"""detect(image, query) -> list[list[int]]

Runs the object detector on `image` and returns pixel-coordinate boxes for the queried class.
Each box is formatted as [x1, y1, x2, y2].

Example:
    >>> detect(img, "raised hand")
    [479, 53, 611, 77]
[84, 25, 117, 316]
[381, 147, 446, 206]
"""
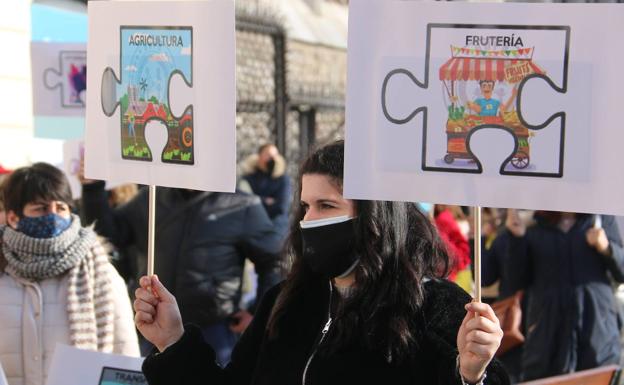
[586, 227, 611, 256]
[456, 302, 503, 383]
[134, 275, 185, 352]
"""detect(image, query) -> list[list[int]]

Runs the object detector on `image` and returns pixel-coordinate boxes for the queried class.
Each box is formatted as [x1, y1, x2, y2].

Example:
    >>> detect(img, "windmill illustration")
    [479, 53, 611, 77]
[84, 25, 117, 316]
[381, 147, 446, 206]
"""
[139, 78, 148, 100]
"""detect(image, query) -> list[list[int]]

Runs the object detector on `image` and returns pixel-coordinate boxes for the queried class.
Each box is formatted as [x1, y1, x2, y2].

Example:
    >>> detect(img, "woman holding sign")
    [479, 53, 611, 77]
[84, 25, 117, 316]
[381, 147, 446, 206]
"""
[0, 163, 139, 385]
[135, 141, 509, 385]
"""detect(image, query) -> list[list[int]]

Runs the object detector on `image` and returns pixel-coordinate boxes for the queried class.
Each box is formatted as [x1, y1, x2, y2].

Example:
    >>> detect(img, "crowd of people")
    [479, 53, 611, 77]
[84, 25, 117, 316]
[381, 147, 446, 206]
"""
[0, 141, 623, 385]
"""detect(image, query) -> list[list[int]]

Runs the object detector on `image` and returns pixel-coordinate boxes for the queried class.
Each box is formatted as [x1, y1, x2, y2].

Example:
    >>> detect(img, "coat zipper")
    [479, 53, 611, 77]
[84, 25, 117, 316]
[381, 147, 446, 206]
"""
[301, 282, 333, 385]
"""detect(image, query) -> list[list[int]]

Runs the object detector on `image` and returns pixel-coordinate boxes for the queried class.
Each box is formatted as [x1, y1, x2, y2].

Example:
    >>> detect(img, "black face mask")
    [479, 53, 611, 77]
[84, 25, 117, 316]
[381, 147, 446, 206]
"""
[300, 217, 359, 279]
[266, 158, 276, 174]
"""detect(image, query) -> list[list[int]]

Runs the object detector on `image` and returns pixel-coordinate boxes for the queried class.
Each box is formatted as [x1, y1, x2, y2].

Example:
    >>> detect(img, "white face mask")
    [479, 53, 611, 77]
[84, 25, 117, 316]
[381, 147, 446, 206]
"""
[300, 215, 352, 229]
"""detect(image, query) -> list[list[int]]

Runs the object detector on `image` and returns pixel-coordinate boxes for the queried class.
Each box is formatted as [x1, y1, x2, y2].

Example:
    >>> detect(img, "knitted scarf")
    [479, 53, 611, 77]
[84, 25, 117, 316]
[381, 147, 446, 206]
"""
[0, 214, 115, 352]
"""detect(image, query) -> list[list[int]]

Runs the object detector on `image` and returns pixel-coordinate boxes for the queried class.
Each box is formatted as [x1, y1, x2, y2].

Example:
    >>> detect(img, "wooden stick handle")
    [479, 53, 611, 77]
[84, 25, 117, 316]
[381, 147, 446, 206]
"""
[147, 185, 156, 277]
[474, 206, 482, 303]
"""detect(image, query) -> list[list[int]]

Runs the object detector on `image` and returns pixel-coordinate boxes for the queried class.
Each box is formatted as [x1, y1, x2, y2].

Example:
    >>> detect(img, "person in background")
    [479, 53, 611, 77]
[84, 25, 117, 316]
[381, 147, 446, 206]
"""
[241, 143, 291, 237]
[434, 205, 471, 287]
[80, 174, 283, 364]
[506, 210, 624, 381]
[0, 163, 139, 385]
[0, 180, 9, 227]
[0, 165, 11, 181]
[106, 184, 140, 288]
[0, 166, 11, 226]
[133, 141, 509, 385]
[482, 208, 532, 383]
[109, 184, 139, 208]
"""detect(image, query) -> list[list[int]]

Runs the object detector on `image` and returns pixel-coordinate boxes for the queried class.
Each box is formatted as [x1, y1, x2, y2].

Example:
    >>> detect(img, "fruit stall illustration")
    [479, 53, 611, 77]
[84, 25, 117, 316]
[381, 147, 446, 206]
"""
[439, 46, 544, 169]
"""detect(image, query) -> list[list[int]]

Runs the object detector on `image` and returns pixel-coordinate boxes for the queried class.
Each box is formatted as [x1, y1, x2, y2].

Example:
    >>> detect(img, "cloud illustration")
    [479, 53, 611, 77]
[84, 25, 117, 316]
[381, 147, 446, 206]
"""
[149, 53, 170, 62]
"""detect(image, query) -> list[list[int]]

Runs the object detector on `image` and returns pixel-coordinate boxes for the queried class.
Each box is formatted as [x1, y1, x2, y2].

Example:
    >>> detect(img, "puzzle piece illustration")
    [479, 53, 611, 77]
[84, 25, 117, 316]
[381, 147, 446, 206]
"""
[101, 26, 194, 165]
[381, 24, 570, 178]
[44, 50, 87, 108]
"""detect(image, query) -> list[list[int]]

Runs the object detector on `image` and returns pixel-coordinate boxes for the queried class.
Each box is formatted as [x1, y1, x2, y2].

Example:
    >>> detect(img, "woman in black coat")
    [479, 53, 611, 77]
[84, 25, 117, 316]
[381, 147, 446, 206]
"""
[506, 210, 624, 381]
[134, 141, 510, 385]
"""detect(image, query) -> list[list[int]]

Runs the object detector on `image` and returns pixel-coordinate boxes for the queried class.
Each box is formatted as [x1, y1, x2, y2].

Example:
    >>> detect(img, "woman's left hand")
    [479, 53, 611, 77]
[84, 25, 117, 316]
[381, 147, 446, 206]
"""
[456, 301, 503, 383]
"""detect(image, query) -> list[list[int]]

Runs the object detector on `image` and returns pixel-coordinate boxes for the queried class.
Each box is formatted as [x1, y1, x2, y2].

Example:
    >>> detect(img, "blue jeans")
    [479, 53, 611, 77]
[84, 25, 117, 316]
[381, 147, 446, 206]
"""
[201, 321, 238, 366]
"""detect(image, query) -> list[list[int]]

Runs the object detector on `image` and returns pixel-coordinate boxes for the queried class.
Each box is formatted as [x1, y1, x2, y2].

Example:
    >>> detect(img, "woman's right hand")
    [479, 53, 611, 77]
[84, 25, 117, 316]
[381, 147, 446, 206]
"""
[505, 209, 526, 237]
[134, 275, 184, 352]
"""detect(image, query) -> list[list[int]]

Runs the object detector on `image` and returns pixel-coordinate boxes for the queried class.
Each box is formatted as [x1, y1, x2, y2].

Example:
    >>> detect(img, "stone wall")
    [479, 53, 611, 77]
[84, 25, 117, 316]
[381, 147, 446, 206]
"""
[315, 109, 345, 145]
[234, 7, 348, 180]
[236, 30, 275, 105]
[286, 39, 347, 175]
[287, 39, 347, 108]
[235, 29, 277, 170]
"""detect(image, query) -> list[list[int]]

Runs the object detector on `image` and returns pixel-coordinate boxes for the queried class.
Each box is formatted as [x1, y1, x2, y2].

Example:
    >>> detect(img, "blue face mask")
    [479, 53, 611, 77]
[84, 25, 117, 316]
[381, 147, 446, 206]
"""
[17, 213, 72, 239]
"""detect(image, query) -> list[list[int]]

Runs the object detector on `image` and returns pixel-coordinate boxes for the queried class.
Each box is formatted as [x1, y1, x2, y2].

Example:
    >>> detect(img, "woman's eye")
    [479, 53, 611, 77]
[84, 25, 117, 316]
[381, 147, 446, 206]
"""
[321, 204, 334, 210]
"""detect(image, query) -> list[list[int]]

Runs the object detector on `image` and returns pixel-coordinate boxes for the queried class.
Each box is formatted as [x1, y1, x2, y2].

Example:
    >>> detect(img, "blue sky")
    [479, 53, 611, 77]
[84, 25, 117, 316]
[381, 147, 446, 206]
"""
[120, 28, 192, 103]
[31, 3, 87, 43]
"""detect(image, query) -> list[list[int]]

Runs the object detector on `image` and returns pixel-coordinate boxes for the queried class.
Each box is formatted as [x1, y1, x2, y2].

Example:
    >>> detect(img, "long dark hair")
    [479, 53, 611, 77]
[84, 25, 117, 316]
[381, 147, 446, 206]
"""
[267, 141, 450, 363]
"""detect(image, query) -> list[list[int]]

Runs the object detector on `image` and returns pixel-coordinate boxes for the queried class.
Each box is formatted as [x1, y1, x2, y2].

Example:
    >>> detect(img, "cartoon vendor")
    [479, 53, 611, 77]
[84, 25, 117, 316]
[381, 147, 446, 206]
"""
[467, 80, 517, 117]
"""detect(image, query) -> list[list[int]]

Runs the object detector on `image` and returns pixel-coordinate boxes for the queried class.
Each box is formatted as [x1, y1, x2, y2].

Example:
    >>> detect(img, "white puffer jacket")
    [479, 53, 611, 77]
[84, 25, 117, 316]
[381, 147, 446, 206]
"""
[0, 264, 140, 385]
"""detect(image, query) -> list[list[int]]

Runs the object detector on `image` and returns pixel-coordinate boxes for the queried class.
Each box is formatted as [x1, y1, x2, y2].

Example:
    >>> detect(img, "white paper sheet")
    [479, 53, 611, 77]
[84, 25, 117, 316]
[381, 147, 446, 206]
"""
[85, 1, 236, 192]
[345, 1, 624, 215]
[44, 345, 145, 385]
[31, 42, 87, 117]
[0, 362, 7, 385]
[63, 139, 124, 199]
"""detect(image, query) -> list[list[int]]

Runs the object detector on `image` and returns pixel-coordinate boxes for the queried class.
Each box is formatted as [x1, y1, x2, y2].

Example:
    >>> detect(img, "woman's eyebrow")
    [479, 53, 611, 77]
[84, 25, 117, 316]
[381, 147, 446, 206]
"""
[317, 199, 338, 204]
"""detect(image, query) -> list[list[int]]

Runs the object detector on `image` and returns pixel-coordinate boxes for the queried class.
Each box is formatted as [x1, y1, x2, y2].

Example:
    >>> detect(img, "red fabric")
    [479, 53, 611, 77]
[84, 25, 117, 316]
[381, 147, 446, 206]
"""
[435, 210, 471, 281]
[0, 164, 11, 175]
[438, 57, 544, 81]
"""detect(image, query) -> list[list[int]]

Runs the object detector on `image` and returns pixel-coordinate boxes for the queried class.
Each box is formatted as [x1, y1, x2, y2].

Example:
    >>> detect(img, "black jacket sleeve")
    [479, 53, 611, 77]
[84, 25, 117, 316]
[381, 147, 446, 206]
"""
[142, 283, 283, 385]
[81, 181, 141, 249]
[266, 175, 291, 219]
[505, 230, 532, 293]
[482, 235, 500, 287]
[422, 280, 510, 385]
[240, 202, 283, 306]
[599, 215, 624, 283]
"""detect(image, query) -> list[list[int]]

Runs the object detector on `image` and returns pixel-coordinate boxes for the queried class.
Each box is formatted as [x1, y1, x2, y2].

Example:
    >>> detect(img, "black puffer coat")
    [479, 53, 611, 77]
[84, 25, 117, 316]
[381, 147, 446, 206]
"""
[143, 279, 510, 385]
[506, 214, 624, 381]
[82, 183, 282, 327]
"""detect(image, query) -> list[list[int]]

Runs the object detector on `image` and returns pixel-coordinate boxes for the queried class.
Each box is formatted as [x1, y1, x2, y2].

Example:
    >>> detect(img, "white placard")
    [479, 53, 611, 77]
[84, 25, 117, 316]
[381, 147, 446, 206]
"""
[345, 1, 624, 215]
[45, 345, 145, 385]
[31, 42, 87, 117]
[63, 139, 125, 199]
[31, 138, 64, 167]
[0, 361, 7, 385]
[63, 139, 84, 199]
[85, 1, 236, 192]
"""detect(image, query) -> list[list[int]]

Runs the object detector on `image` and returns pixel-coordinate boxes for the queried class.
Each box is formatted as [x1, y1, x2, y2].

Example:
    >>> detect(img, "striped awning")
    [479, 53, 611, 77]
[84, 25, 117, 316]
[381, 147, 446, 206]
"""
[439, 58, 544, 82]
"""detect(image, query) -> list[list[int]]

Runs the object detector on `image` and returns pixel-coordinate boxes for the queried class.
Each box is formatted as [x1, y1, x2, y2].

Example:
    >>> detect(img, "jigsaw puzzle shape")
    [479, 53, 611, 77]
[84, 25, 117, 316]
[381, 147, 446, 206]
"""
[381, 24, 570, 178]
[101, 26, 194, 165]
[44, 50, 87, 108]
